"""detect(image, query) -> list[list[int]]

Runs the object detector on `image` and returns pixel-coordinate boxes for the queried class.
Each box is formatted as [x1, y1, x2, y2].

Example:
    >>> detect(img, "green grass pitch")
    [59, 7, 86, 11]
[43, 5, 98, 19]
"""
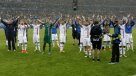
[0, 28, 136, 76]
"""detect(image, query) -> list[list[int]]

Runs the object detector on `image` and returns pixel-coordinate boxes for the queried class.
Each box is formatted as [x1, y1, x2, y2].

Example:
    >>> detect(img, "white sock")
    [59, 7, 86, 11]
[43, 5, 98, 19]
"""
[126, 44, 130, 51]
[120, 47, 123, 55]
[79, 44, 83, 52]
[131, 42, 134, 51]
[103, 42, 106, 49]
[83, 47, 85, 53]
[108, 42, 111, 48]
[17, 41, 19, 47]
[128, 44, 130, 48]
[123, 48, 126, 55]
[37, 42, 40, 51]
[21, 44, 24, 50]
[24, 44, 27, 50]
[89, 51, 92, 56]
[85, 51, 88, 56]
[60, 43, 63, 51]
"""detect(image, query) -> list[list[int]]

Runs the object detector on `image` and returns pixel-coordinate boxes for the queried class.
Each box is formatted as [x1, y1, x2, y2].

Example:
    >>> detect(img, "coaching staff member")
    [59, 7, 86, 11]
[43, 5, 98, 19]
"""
[109, 20, 121, 64]
[91, 21, 102, 62]
[0, 16, 19, 51]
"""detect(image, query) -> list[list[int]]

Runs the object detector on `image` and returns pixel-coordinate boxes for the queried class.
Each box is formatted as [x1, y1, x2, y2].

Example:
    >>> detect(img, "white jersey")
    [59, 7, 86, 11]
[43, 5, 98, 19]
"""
[59, 23, 67, 43]
[82, 25, 91, 46]
[18, 25, 27, 37]
[31, 24, 41, 43]
[103, 34, 111, 41]
[119, 24, 126, 46]
[59, 23, 66, 36]
[82, 25, 91, 38]
[18, 24, 27, 43]
[119, 24, 126, 39]
[32, 24, 40, 36]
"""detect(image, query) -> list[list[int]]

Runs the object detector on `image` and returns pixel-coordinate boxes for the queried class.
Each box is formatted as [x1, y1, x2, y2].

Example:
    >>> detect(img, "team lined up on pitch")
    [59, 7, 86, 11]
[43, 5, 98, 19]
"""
[0, 14, 135, 64]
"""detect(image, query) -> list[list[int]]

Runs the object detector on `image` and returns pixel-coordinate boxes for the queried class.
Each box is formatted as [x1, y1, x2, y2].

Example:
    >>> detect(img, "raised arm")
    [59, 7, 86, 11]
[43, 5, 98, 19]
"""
[1, 18, 8, 26]
[130, 20, 135, 27]
[0, 23, 6, 29]
[52, 17, 61, 26]
[37, 19, 45, 24]
[13, 16, 20, 26]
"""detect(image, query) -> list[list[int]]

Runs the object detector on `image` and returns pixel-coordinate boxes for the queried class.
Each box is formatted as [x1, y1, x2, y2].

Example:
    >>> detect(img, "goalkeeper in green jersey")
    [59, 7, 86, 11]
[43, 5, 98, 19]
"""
[38, 17, 60, 54]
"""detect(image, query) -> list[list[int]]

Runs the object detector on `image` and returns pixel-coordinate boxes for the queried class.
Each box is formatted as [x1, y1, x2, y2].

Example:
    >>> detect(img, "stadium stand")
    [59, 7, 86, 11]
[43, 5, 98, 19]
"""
[0, 0, 136, 17]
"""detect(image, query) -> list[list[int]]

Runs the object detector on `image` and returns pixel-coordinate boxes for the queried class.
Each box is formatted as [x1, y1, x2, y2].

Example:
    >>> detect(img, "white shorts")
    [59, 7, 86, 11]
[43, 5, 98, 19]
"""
[52, 34, 58, 41]
[80, 36, 84, 43]
[125, 33, 133, 44]
[103, 34, 111, 41]
[83, 38, 91, 46]
[33, 35, 40, 43]
[18, 34, 21, 41]
[119, 38, 126, 46]
[19, 35, 27, 44]
[60, 35, 66, 43]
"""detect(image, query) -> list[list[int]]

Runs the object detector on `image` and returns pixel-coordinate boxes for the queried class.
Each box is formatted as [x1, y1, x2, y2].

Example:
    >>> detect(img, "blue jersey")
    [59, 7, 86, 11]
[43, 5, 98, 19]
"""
[112, 25, 121, 44]
[51, 24, 58, 34]
[125, 20, 135, 33]
[75, 21, 81, 33]
[113, 25, 120, 36]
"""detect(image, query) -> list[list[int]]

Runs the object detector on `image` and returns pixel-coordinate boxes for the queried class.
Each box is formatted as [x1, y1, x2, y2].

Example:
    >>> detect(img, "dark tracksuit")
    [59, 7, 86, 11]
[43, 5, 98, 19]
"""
[90, 24, 102, 50]
[71, 24, 77, 39]
[1, 20, 18, 50]
[75, 21, 81, 45]
[111, 24, 121, 62]
[14, 23, 18, 43]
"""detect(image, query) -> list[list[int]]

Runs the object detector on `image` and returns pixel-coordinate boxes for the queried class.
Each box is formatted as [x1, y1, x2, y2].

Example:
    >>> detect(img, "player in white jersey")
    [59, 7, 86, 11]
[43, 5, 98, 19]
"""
[102, 20, 111, 50]
[18, 20, 28, 53]
[80, 17, 92, 58]
[82, 24, 92, 57]
[119, 19, 127, 57]
[31, 20, 41, 52]
[17, 26, 21, 47]
[59, 20, 67, 53]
